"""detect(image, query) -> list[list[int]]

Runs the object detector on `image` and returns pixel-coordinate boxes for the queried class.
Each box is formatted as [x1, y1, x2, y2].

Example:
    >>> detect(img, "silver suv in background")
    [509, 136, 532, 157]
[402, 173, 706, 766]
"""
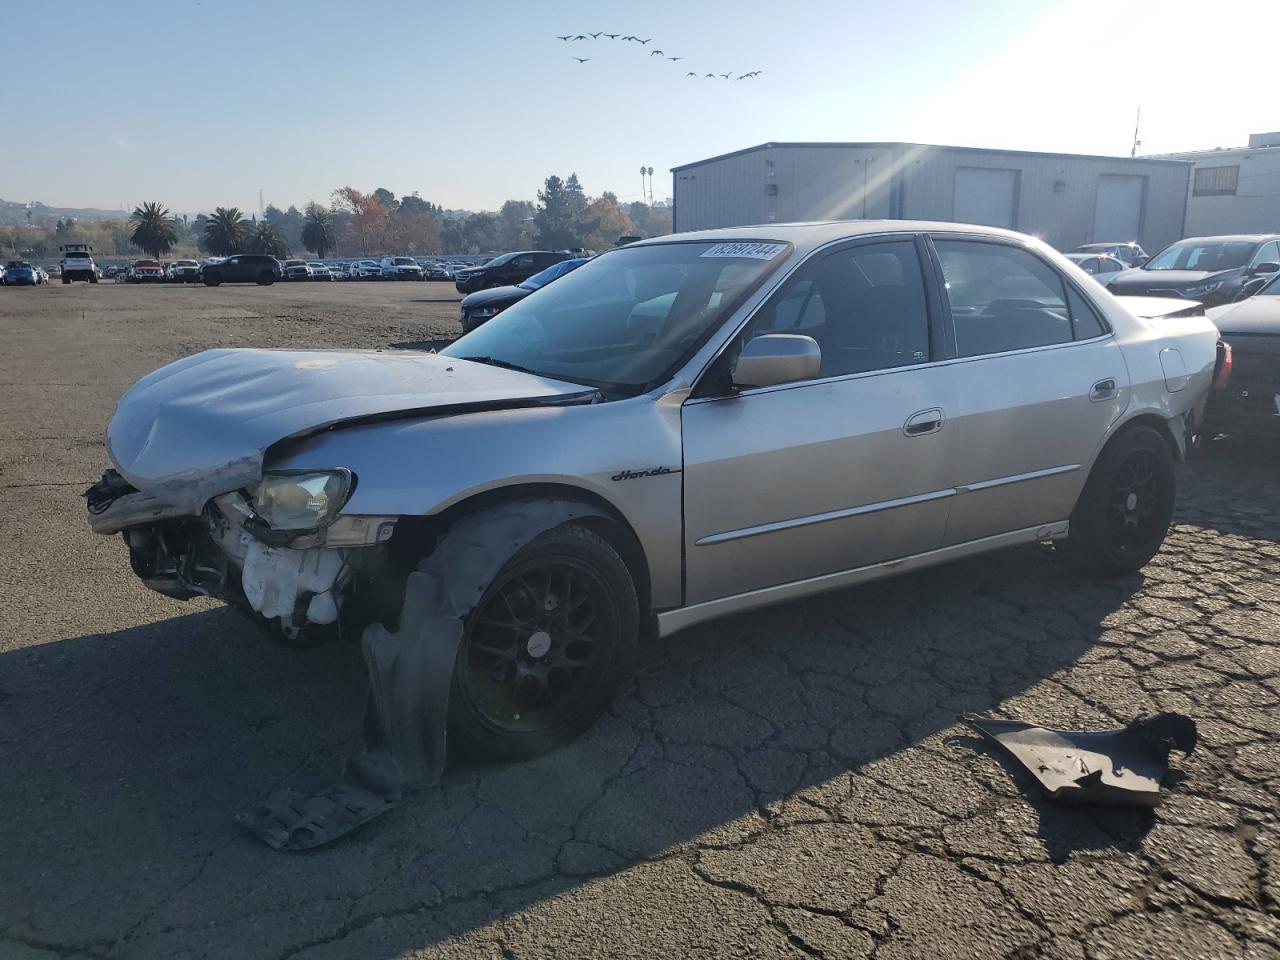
[87, 221, 1219, 760]
[59, 243, 98, 283]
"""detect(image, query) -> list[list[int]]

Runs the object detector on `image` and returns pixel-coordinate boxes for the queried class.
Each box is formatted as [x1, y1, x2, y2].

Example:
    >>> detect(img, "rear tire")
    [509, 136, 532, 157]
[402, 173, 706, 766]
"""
[1060, 424, 1176, 576]
[203, 273, 222, 287]
[447, 523, 639, 760]
[257, 272, 275, 286]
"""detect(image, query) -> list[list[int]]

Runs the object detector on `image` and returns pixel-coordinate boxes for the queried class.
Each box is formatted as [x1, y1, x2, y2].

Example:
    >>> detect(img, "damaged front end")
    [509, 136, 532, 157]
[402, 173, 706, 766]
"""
[86, 468, 397, 642]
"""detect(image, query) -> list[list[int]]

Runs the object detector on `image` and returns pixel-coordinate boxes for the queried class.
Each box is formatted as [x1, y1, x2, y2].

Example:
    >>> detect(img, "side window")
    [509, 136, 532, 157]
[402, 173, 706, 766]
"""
[512, 255, 535, 269]
[1064, 283, 1107, 339]
[1251, 241, 1280, 266]
[226, 256, 240, 265]
[743, 240, 930, 379]
[934, 241, 1072, 356]
[1079, 258, 1099, 275]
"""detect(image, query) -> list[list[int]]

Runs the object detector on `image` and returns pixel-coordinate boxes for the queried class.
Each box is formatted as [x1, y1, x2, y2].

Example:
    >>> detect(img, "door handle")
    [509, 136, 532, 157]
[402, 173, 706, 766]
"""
[1090, 379, 1118, 402]
[904, 408, 944, 436]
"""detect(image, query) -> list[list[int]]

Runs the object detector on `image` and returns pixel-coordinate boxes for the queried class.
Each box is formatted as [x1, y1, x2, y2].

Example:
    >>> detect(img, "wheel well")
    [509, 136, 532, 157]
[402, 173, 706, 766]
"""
[1109, 413, 1184, 462]
[386, 483, 654, 625]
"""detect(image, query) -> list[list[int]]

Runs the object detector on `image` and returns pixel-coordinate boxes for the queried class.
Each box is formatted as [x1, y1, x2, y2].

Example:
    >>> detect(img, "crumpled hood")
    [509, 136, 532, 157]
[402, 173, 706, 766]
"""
[107, 348, 595, 514]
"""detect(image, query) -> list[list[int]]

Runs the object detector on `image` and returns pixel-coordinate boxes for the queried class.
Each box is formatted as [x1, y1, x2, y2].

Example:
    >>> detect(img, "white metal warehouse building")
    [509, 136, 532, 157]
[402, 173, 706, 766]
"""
[671, 142, 1191, 254]
[1157, 132, 1280, 238]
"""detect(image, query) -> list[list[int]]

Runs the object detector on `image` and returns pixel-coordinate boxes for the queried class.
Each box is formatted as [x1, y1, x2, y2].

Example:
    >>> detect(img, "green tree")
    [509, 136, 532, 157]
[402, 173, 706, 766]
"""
[204, 207, 247, 256]
[300, 203, 335, 258]
[536, 175, 579, 249]
[128, 202, 178, 259]
[564, 173, 588, 220]
[247, 222, 289, 258]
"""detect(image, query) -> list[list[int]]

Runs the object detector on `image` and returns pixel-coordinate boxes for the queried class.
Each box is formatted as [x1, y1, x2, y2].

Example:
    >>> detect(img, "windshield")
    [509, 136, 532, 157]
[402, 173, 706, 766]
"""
[442, 240, 791, 390]
[7, 261, 30, 269]
[393, 257, 415, 265]
[1144, 241, 1254, 272]
[521, 258, 585, 290]
[135, 260, 159, 267]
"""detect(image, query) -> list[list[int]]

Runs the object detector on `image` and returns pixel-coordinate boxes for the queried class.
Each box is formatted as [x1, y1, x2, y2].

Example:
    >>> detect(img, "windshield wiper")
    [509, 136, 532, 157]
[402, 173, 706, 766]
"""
[454, 356, 542, 376]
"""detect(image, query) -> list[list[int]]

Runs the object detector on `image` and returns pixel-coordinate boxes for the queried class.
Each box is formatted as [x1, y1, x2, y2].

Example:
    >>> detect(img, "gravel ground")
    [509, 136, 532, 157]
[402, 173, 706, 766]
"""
[0, 281, 1277, 960]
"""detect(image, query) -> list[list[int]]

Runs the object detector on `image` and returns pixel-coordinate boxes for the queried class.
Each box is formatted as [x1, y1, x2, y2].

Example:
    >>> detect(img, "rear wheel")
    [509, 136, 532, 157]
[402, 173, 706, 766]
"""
[203, 273, 222, 286]
[1060, 425, 1176, 576]
[448, 523, 638, 759]
[257, 272, 275, 285]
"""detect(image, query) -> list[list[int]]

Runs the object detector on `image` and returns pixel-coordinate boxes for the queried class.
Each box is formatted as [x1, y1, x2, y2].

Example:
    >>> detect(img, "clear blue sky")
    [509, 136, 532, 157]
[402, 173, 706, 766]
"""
[2, 0, 1271, 214]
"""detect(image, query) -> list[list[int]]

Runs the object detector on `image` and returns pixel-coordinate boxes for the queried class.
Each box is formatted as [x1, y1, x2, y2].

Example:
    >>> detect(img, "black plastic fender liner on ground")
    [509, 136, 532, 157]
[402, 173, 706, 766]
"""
[964, 712, 1198, 807]
[238, 497, 611, 851]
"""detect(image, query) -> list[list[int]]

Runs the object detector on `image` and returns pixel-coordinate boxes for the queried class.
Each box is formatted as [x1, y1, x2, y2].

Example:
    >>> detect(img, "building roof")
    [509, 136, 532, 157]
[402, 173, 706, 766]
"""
[671, 141, 1192, 173]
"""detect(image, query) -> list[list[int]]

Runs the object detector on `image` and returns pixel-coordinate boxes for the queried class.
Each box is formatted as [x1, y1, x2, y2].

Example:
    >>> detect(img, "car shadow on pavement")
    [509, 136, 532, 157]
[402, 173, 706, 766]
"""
[1180, 436, 1280, 545]
[0, 543, 1150, 957]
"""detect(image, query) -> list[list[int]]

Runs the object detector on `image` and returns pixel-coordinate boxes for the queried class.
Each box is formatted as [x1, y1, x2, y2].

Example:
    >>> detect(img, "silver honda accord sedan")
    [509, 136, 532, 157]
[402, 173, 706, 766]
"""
[87, 221, 1220, 758]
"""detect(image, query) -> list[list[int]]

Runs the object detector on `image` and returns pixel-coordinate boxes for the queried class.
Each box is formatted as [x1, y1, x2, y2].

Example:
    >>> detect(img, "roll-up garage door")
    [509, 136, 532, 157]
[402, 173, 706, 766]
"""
[953, 167, 1018, 228]
[1093, 174, 1145, 242]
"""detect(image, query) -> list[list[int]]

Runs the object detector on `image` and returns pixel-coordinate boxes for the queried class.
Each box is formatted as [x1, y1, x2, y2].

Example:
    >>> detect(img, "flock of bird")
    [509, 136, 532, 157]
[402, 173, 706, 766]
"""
[556, 32, 762, 79]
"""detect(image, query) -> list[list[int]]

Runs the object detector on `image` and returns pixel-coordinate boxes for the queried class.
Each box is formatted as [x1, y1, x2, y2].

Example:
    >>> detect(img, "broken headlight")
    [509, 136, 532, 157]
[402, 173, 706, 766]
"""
[252, 470, 352, 530]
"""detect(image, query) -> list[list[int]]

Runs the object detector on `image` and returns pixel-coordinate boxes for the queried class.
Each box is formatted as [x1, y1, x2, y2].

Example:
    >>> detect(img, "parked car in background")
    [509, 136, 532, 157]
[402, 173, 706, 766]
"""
[459, 257, 590, 332]
[1106, 235, 1280, 307]
[422, 262, 453, 280]
[326, 262, 351, 280]
[379, 256, 423, 280]
[350, 259, 382, 280]
[1073, 242, 1149, 267]
[1065, 253, 1127, 285]
[41, 266, 56, 282]
[169, 259, 201, 283]
[87, 222, 1219, 759]
[200, 254, 281, 286]
[313, 263, 336, 281]
[454, 250, 570, 294]
[2, 261, 41, 286]
[282, 259, 309, 281]
[59, 243, 98, 283]
[1200, 271, 1280, 439]
[128, 260, 166, 283]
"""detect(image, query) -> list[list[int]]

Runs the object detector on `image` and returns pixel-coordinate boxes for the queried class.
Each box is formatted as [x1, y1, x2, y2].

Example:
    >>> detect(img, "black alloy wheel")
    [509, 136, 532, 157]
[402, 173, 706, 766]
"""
[449, 524, 637, 758]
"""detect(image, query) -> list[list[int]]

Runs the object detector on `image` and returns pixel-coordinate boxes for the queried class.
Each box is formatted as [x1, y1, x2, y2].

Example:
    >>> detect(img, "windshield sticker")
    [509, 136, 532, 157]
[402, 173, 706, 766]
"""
[700, 242, 788, 260]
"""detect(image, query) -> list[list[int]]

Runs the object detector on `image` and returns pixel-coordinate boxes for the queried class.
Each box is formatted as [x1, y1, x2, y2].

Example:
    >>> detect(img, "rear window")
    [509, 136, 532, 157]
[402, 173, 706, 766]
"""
[393, 258, 415, 266]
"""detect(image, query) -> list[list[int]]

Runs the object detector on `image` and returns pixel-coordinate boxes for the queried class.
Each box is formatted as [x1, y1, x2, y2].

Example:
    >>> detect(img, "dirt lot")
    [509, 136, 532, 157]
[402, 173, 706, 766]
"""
[1, 281, 1278, 960]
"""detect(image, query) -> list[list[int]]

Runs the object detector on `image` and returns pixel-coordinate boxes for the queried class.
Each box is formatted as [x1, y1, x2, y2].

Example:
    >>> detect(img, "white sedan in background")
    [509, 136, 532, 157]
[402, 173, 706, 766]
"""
[1066, 252, 1127, 286]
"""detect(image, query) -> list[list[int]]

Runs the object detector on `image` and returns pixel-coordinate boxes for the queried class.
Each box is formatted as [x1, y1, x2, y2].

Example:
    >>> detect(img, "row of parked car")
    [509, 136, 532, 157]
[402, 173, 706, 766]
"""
[0, 261, 53, 285]
[1064, 234, 1280, 307]
[94, 255, 488, 285]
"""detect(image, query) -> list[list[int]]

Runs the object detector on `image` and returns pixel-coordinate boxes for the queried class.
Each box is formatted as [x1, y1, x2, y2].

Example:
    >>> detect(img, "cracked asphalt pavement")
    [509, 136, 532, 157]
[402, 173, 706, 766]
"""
[1, 282, 1278, 959]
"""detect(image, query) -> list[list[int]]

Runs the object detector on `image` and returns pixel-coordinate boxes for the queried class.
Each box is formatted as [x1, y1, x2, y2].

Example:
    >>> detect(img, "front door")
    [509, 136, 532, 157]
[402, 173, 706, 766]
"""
[928, 236, 1129, 545]
[682, 237, 959, 605]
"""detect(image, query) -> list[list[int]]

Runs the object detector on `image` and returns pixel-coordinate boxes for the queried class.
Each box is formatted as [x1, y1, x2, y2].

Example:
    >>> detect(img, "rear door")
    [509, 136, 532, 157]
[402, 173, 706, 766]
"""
[682, 236, 960, 604]
[928, 236, 1128, 545]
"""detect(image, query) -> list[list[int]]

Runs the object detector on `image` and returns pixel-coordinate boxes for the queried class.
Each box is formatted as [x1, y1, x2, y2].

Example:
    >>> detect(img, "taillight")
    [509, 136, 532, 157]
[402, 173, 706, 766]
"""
[1212, 340, 1233, 390]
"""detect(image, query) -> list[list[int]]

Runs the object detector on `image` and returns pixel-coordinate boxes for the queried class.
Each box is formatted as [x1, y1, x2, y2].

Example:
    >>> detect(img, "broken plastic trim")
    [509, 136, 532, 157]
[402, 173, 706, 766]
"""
[965, 712, 1198, 807]
[237, 496, 610, 851]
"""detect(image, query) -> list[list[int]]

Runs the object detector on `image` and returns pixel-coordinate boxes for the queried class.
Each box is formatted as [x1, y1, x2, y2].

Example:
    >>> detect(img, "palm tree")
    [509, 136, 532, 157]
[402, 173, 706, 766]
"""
[300, 203, 335, 259]
[247, 222, 289, 258]
[204, 207, 247, 256]
[128, 202, 177, 259]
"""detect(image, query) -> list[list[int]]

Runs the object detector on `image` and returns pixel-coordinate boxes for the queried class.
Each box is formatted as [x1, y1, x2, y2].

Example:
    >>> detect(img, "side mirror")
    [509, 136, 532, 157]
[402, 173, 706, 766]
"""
[732, 334, 821, 390]
[1251, 261, 1279, 275]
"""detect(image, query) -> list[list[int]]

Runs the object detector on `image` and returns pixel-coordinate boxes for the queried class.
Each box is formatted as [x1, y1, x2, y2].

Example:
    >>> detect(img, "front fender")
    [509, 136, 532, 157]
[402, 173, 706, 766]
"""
[269, 397, 685, 608]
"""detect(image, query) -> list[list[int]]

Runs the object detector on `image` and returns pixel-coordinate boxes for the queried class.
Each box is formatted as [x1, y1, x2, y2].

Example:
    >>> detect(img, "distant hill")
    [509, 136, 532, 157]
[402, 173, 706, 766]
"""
[0, 198, 126, 226]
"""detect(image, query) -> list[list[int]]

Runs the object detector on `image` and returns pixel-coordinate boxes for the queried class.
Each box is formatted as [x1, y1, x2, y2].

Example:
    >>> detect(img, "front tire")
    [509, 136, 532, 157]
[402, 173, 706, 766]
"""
[448, 523, 638, 760]
[203, 273, 222, 286]
[1060, 424, 1176, 576]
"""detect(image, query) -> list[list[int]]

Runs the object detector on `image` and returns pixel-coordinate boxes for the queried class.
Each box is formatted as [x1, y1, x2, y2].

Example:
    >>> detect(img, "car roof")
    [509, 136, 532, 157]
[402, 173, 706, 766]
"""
[628, 220, 1050, 258]
[1077, 242, 1139, 249]
[1176, 235, 1280, 244]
